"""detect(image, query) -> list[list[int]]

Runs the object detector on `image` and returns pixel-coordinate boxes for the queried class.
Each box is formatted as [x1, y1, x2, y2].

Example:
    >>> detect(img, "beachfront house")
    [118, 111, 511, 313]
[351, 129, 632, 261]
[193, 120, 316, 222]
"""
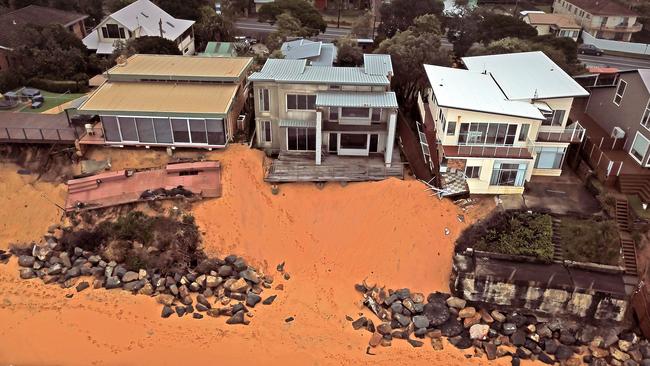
[552, 0, 641, 42]
[76, 54, 253, 149]
[522, 13, 581, 41]
[251, 54, 403, 182]
[418, 51, 588, 195]
[82, 0, 195, 55]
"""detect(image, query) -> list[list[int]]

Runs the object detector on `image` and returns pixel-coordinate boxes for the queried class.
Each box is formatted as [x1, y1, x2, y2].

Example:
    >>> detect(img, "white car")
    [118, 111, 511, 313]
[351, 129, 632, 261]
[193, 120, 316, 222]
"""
[215, 2, 222, 15]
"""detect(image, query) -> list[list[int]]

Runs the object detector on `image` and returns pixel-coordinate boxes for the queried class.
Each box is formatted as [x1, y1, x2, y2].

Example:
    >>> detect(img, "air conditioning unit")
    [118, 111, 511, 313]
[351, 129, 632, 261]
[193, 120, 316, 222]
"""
[611, 126, 625, 139]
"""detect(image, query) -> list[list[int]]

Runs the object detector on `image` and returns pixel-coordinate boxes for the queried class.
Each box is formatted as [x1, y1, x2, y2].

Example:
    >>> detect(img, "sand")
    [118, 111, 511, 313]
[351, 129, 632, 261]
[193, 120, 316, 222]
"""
[0, 144, 513, 366]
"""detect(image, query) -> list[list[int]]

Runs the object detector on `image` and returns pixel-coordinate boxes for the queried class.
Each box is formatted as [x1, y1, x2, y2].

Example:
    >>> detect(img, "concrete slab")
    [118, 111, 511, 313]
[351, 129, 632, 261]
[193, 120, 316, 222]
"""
[524, 171, 601, 215]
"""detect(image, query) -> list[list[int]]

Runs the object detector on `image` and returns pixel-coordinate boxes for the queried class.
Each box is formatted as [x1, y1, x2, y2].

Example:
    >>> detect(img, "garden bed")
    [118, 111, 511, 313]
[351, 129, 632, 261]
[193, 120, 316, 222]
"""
[456, 210, 553, 262]
[558, 217, 621, 266]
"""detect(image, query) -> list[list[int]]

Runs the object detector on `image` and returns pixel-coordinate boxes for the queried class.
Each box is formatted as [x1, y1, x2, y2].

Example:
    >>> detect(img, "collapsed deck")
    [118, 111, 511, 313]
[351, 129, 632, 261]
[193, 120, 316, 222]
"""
[65, 161, 222, 212]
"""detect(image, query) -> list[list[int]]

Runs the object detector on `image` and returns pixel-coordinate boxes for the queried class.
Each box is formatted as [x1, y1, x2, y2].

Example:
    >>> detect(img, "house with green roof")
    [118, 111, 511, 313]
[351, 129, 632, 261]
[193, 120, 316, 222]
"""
[200, 42, 237, 57]
[250, 54, 403, 182]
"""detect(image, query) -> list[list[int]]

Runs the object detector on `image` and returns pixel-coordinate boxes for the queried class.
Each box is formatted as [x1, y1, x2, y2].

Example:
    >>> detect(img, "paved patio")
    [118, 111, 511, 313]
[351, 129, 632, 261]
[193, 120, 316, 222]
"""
[523, 170, 602, 215]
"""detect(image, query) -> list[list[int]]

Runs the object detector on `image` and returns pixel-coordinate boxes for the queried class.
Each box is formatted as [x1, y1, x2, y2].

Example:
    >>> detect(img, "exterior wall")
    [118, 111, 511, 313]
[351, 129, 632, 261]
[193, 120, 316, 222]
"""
[465, 157, 530, 195]
[586, 72, 650, 165]
[68, 20, 87, 38]
[553, 0, 640, 41]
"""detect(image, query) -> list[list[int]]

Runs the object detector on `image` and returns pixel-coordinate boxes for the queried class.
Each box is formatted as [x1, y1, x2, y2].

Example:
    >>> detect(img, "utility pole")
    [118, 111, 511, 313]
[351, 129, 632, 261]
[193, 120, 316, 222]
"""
[337, 0, 341, 28]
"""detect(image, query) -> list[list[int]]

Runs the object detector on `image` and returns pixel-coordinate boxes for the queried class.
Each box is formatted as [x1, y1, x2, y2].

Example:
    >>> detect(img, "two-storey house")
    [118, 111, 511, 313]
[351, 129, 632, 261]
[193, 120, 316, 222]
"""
[523, 13, 581, 41]
[553, 0, 641, 41]
[419, 51, 588, 195]
[250, 54, 403, 182]
[82, 0, 195, 55]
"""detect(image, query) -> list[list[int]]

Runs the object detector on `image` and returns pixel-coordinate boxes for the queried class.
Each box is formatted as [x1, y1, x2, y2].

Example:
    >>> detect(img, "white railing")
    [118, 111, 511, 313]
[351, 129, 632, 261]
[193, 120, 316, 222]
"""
[456, 144, 532, 159]
[537, 121, 586, 143]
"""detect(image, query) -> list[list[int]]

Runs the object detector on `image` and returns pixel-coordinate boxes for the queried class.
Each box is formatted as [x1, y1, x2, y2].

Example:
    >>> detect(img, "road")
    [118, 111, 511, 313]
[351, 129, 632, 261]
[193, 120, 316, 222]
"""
[578, 54, 650, 70]
[235, 18, 351, 42]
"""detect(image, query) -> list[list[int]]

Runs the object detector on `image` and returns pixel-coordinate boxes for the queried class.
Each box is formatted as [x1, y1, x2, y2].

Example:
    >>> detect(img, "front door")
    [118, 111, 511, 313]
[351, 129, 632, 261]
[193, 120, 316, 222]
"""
[338, 133, 369, 156]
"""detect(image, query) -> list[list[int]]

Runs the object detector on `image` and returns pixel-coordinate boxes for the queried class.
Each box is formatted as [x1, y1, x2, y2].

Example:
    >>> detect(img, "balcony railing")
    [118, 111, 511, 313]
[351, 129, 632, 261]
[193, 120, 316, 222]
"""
[592, 22, 643, 32]
[452, 145, 533, 159]
[536, 122, 585, 143]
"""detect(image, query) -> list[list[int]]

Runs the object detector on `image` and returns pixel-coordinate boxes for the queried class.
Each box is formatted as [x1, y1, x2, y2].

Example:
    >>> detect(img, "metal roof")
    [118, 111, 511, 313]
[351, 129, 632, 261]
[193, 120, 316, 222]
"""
[462, 51, 589, 100]
[280, 39, 337, 66]
[363, 54, 393, 76]
[278, 120, 316, 128]
[424, 64, 545, 120]
[316, 91, 398, 108]
[110, 0, 194, 40]
[249, 58, 390, 86]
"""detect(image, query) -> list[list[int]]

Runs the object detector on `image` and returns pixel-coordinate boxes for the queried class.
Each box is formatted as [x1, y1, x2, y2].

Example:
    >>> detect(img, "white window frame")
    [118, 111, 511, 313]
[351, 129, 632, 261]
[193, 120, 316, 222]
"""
[261, 120, 272, 143]
[285, 94, 316, 112]
[285, 127, 316, 151]
[465, 165, 481, 179]
[259, 88, 270, 112]
[641, 99, 650, 132]
[629, 131, 650, 165]
[338, 132, 370, 156]
[614, 79, 627, 106]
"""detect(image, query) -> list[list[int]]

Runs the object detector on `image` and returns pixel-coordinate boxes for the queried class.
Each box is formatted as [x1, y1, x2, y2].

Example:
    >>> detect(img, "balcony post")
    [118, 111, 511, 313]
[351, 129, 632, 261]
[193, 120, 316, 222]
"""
[316, 110, 322, 165]
[385, 110, 397, 166]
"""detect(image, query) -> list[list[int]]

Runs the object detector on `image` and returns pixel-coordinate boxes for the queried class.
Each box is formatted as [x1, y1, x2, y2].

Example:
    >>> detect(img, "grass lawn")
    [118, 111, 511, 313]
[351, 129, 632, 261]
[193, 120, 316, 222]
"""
[559, 217, 621, 266]
[18, 91, 86, 114]
[457, 210, 554, 262]
[628, 194, 650, 220]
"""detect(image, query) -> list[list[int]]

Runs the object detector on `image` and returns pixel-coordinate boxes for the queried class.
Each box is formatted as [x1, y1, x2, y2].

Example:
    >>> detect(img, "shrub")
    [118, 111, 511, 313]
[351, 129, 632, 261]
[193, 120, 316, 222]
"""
[457, 210, 554, 262]
[560, 217, 620, 265]
[27, 77, 89, 94]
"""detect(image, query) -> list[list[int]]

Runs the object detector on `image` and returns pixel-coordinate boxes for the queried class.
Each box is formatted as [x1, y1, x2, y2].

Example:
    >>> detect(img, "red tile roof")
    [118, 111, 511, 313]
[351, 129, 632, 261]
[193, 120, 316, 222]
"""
[564, 0, 638, 16]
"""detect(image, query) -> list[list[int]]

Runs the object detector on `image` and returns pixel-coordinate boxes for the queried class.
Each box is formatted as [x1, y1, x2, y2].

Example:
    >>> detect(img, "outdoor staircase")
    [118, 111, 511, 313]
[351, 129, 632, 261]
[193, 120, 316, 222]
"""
[619, 174, 650, 204]
[615, 198, 638, 276]
[551, 217, 564, 262]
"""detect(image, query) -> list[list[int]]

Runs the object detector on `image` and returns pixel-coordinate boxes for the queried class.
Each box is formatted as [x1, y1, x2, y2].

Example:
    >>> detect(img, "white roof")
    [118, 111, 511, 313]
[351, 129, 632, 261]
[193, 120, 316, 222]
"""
[462, 51, 589, 100]
[424, 64, 544, 120]
[82, 32, 117, 53]
[101, 0, 193, 42]
[280, 39, 337, 66]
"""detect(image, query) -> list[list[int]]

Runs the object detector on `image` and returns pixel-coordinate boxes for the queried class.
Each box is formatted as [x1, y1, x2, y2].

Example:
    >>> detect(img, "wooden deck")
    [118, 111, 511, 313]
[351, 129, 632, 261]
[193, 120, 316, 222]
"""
[0, 111, 77, 144]
[264, 150, 404, 182]
[65, 161, 222, 212]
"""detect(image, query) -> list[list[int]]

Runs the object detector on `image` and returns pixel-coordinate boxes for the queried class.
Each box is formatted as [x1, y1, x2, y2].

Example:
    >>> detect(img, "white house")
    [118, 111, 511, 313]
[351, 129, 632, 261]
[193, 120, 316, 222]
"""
[419, 51, 589, 195]
[82, 0, 195, 55]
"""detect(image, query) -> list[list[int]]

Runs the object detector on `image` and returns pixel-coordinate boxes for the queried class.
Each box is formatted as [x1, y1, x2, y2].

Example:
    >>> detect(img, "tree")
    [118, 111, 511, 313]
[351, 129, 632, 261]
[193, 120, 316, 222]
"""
[351, 11, 373, 38]
[263, 13, 309, 52]
[445, 5, 481, 57]
[269, 49, 285, 59]
[258, 0, 326, 36]
[478, 14, 537, 45]
[155, 0, 209, 20]
[127, 36, 182, 55]
[194, 6, 234, 51]
[377, 0, 443, 38]
[107, 0, 134, 13]
[336, 37, 363, 66]
[376, 14, 452, 108]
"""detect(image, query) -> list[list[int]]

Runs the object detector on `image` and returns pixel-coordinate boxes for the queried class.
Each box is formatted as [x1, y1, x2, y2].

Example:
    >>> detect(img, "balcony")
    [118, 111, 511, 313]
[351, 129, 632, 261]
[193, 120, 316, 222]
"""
[443, 145, 533, 159]
[591, 22, 643, 33]
[536, 122, 585, 143]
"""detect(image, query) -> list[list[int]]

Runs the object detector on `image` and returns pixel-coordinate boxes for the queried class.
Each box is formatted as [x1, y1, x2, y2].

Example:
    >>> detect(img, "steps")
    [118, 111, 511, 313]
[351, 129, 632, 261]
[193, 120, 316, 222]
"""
[551, 217, 564, 262]
[615, 197, 638, 276]
[619, 174, 650, 203]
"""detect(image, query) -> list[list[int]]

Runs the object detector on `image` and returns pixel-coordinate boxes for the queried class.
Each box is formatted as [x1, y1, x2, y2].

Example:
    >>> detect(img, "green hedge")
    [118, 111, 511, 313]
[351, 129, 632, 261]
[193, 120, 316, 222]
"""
[27, 77, 89, 94]
[559, 217, 620, 266]
[457, 210, 554, 262]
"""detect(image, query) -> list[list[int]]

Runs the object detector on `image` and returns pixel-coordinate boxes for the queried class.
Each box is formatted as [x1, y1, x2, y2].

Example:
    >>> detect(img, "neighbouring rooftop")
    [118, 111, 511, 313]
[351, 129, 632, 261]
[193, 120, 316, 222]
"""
[462, 51, 589, 100]
[423, 64, 544, 120]
[525, 13, 581, 28]
[561, 0, 638, 16]
[249, 54, 393, 86]
[200, 41, 237, 57]
[77, 82, 239, 116]
[280, 39, 337, 66]
[0, 5, 88, 47]
[106, 54, 253, 82]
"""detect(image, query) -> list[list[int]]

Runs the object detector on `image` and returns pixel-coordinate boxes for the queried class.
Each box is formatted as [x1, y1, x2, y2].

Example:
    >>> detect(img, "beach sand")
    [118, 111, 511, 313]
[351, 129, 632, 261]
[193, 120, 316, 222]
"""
[0, 144, 513, 366]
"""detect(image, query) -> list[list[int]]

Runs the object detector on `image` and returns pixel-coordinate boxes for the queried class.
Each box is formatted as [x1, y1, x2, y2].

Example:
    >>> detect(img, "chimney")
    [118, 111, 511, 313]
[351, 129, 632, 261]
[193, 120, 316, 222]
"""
[159, 18, 163, 37]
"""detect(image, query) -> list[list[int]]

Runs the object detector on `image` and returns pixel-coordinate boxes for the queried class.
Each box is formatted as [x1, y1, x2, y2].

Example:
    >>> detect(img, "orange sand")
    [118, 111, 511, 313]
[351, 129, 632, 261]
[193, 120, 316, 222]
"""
[0, 144, 515, 366]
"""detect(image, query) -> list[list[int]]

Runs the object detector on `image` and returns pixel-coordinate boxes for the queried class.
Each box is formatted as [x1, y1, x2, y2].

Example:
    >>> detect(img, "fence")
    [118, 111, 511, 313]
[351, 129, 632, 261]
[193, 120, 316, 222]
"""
[536, 122, 586, 143]
[581, 136, 625, 182]
[581, 31, 650, 56]
[0, 126, 77, 143]
[456, 145, 532, 159]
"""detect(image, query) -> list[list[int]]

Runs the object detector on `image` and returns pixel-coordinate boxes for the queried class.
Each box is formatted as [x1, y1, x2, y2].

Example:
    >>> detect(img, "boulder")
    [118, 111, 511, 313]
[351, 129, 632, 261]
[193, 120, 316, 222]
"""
[544, 338, 560, 354]
[262, 295, 277, 305]
[395, 288, 410, 300]
[161, 305, 174, 318]
[369, 332, 382, 347]
[412, 315, 430, 329]
[226, 310, 248, 325]
[589, 345, 609, 359]
[394, 313, 411, 327]
[377, 322, 392, 335]
[512, 330, 527, 347]
[157, 294, 175, 306]
[197, 294, 211, 309]
[352, 317, 368, 330]
[60, 252, 72, 268]
[555, 345, 574, 361]
[123, 280, 145, 292]
[19, 268, 36, 279]
[484, 342, 497, 360]
[502, 323, 517, 336]
[139, 283, 154, 296]
[491, 310, 506, 323]
[458, 307, 476, 318]
[240, 269, 261, 284]
[445, 297, 466, 309]
[196, 303, 209, 312]
[479, 308, 494, 323]
[431, 337, 444, 351]
[205, 275, 222, 288]
[225, 278, 248, 293]
[232, 258, 248, 272]
[75, 281, 90, 292]
[193, 313, 203, 319]
[469, 324, 490, 340]
[47, 263, 63, 275]
[105, 276, 121, 289]
[610, 347, 631, 362]
[463, 312, 482, 328]
[18, 255, 35, 268]
[422, 301, 450, 326]
[246, 293, 262, 307]
[440, 318, 463, 337]
[175, 306, 186, 317]
[448, 335, 473, 350]
[408, 339, 424, 348]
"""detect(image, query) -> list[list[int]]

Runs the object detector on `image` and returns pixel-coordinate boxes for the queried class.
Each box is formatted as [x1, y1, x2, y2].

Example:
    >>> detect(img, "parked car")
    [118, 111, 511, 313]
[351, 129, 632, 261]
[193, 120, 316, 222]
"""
[234, 35, 258, 45]
[31, 100, 43, 109]
[21, 87, 41, 98]
[578, 44, 603, 56]
[215, 2, 221, 15]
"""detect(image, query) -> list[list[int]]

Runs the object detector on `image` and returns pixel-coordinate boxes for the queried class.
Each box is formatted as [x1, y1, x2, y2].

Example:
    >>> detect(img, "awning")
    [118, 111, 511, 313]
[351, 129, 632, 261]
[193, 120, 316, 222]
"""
[278, 120, 316, 128]
[534, 101, 553, 113]
[315, 91, 398, 108]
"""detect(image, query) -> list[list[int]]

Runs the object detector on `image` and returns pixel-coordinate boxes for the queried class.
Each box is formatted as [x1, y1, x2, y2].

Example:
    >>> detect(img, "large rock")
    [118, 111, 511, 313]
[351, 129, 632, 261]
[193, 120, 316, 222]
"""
[123, 280, 145, 292]
[469, 324, 490, 340]
[377, 322, 392, 335]
[105, 276, 121, 289]
[240, 270, 261, 284]
[262, 295, 277, 305]
[161, 305, 174, 318]
[76, 281, 90, 292]
[491, 310, 506, 323]
[19, 268, 36, 279]
[610, 347, 631, 362]
[501, 323, 517, 336]
[440, 318, 463, 337]
[197, 294, 211, 309]
[448, 335, 473, 349]
[422, 301, 450, 326]
[394, 313, 411, 327]
[60, 252, 72, 268]
[232, 258, 248, 272]
[18, 255, 35, 268]
[205, 275, 222, 288]
[555, 345, 574, 361]
[246, 293, 262, 307]
[226, 310, 248, 325]
[458, 307, 476, 318]
[225, 278, 248, 293]
[157, 294, 175, 306]
[445, 297, 466, 309]
[512, 330, 527, 347]
[412, 315, 430, 329]
[484, 343, 497, 360]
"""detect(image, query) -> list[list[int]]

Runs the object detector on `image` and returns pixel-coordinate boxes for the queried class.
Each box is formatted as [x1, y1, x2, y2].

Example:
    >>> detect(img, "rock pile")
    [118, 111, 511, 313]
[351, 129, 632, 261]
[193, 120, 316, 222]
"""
[354, 283, 650, 366]
[10, 233, 279, 325]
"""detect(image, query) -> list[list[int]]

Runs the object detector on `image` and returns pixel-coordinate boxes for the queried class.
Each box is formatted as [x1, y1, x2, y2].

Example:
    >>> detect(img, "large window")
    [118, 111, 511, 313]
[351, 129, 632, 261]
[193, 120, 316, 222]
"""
[189, 119, 207, 144]
[118, 117, 138, 141]
[101, 116, 121, 142]
[340, 133, 368, 149]
[171, 118, 190, 143]
[101, 116, 225, 146]
[446, 121, 456, 136]
[341, 107, 370, 118]
[458, 123, 517, 145]
[206, 118, 226, 145]
[490, 162, 527, 187]
[329, 108, 339, 121]
[153, 118, 173, 143]
[630, 132, 650, 164]
[518, 124, 530, 141]
[259, 88, 270, 112]
[641, 99, 650, 130]
[261, 120, 272, 143]
[135, 117, 155, 143]
[286, 94, 316, 110]
[541, 110, 566, 126]
[534, 146, 566, 169]
[104, 24, 124, 39]
[287, 127, 316, 150]
[465, 166, 481, 179]
[614, 79, 627, 106]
